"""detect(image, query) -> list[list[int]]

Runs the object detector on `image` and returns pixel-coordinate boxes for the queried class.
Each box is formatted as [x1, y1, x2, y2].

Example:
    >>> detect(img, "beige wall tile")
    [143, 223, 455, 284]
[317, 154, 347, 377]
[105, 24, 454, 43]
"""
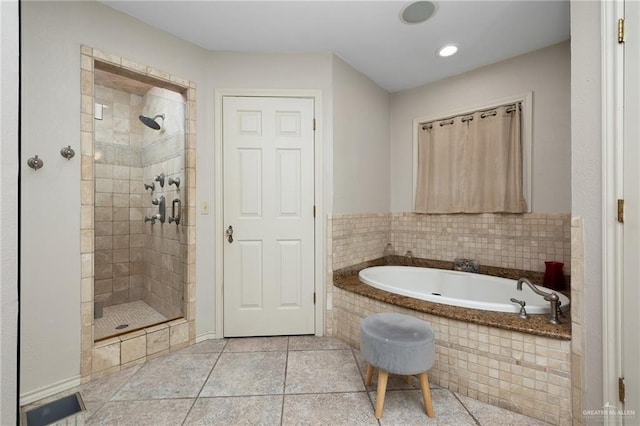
[121, 335, 146, 364]
[332, 287, 571, 424]
[92, 341, 120, 373]
[169, 321, 189, 347]
[146, 327, 169, 355]
[93, 49, 121, 65]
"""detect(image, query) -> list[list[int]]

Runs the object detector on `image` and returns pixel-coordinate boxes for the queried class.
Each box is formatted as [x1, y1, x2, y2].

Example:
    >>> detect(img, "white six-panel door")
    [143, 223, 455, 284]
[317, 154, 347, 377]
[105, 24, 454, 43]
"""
[223, 96, 315, 336]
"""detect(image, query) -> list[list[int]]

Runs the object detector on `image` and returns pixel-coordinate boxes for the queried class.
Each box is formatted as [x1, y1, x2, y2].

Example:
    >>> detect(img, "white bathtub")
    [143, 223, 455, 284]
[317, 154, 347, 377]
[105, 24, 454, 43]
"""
[358, 266, 570, 314]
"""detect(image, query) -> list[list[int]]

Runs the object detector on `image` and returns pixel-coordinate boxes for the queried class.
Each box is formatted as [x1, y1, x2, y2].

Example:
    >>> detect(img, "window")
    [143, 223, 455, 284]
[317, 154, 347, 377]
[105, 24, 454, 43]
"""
[412, 94, 532, 213]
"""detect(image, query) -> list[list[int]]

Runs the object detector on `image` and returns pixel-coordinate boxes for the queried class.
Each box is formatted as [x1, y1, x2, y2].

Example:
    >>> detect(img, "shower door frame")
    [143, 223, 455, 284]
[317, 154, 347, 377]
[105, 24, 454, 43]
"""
[79, 46, 197, 382]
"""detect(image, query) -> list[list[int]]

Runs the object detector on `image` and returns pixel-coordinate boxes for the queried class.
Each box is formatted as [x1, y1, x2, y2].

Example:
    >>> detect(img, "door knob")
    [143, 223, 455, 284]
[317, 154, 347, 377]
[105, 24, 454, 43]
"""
[226, 226, 234, 243]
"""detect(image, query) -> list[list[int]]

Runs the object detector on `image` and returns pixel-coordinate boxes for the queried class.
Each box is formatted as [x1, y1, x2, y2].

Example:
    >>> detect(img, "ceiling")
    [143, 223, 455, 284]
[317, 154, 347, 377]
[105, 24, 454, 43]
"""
[101, 1, 570, 93]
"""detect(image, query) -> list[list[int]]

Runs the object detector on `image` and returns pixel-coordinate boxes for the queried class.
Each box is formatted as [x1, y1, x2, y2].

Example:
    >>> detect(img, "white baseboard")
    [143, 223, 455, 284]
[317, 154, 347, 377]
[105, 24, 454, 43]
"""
[196, 331, 218, 343]
[20, 375, 81, 406]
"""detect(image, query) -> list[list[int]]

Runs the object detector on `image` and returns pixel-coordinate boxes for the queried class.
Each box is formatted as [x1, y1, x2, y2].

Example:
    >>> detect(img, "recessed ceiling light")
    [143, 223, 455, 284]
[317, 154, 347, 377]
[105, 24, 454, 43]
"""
[437, 44, 459, 57]
[400, 1, 437, 25]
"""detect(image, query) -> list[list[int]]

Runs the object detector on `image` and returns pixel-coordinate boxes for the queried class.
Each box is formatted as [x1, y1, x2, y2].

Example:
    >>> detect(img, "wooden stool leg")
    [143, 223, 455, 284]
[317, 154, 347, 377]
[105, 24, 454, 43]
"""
[365, 365, 374, 386]
[406, 375, 413, 385]
[374, 370, 389, 419]
[418, 372, 435, 418]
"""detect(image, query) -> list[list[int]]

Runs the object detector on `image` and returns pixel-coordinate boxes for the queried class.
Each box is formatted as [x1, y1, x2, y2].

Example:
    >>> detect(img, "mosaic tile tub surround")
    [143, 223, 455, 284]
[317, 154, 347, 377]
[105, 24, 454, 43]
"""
[327, 212, 573, 424]
[331, 212, 571, 273]
[327, 212, 571, 337]
[334, 289, 572, 424]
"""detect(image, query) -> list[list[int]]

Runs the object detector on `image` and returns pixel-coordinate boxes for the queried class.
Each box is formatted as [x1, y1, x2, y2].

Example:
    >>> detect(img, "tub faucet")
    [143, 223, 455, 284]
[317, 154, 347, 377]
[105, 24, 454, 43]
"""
[516, 278, 561, 325]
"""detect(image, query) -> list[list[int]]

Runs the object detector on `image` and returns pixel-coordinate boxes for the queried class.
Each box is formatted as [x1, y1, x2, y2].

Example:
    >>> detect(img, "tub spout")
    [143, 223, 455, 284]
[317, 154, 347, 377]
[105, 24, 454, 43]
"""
[517, 278, 548, 297]
[516, 278, 561, 325]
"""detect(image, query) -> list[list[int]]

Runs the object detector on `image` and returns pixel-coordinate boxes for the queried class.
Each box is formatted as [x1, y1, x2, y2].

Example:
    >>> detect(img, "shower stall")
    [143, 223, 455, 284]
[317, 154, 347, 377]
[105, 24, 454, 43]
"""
[93, 68, 186, 340]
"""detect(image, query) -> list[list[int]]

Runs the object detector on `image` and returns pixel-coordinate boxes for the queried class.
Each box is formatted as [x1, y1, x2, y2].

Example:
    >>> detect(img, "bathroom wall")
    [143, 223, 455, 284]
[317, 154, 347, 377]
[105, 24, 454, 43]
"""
[332, 56, 391, 214]
[20, 1, 209, 398]
[16, 0, 602, 415]
[204, 51, 334, 337]
[140, 88, 186, 320]
[1, 0, 19, 423]
[93, 85, 145, 308]
[390, 41, 571, 214]
[205, 52, 388, 335]
[570, 0, 603, 417]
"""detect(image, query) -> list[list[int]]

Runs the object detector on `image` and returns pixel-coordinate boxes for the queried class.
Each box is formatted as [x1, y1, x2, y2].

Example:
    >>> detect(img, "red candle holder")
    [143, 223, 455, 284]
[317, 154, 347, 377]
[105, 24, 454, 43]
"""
[543, 261, 565, 291]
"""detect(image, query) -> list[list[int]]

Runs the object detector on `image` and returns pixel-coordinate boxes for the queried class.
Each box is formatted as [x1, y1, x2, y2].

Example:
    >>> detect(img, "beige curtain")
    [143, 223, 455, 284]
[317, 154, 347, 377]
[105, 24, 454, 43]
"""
[415, 104, 527, 213]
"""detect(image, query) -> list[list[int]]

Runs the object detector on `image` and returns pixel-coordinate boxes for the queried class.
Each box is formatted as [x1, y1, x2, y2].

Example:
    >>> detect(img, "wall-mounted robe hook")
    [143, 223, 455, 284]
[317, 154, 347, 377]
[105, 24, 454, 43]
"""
[27, 155, 44, 171]
[60, 145, 75, 160]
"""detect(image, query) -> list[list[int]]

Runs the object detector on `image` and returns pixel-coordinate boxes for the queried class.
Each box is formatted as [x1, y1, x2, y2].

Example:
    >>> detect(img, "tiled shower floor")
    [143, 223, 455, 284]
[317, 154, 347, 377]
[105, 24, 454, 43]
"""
[25, 336, 550, 425]
[94, 300, 167, 340]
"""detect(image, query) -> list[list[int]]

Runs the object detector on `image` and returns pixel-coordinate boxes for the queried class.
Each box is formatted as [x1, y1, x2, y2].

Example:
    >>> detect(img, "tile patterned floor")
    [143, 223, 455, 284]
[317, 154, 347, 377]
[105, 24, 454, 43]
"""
[24, 336, 551, 425]
[94, 300, 167, 340]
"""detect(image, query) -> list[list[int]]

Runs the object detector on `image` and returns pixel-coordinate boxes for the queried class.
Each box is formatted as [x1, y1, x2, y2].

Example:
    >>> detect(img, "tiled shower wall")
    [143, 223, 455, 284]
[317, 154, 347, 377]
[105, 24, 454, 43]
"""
[331, 212, 571, 273]
[141, 88, 186, 320]
[93, 86, 145, 307]
[80, 46, 197, 381]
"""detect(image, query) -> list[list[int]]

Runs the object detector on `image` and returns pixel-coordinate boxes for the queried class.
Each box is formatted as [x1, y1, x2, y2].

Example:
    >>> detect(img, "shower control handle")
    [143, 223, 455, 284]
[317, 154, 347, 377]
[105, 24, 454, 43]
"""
[169, 198, 181, 225]
[145, 214, 161, 224]
[168, 177, 181, 188]
[155, 173, 165, 188]
[150, 196, 166, 224]
[226, 226, 234, 243]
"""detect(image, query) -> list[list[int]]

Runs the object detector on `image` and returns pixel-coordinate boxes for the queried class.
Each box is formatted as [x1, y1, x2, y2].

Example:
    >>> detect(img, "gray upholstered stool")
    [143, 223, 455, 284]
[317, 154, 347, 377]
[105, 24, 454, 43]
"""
[360, 312, 435, 419]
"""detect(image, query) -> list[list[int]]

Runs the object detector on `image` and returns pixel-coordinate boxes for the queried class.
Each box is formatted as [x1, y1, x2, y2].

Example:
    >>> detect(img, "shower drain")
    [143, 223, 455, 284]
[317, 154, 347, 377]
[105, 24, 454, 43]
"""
[115, 324, 129, 330]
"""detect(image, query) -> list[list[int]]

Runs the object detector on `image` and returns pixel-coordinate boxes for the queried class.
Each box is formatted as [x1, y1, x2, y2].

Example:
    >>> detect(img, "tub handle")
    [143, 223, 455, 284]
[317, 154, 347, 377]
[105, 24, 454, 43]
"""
[510, 298, 529, 319]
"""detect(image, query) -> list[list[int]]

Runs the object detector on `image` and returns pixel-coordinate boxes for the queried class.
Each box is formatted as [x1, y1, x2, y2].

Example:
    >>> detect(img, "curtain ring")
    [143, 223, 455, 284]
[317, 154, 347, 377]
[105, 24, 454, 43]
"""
[480, 111, 497, 119]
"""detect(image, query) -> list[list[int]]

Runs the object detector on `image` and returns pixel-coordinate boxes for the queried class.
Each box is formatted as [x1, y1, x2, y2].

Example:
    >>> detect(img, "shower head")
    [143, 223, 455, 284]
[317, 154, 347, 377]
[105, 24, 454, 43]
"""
[138, 114, 165, 130]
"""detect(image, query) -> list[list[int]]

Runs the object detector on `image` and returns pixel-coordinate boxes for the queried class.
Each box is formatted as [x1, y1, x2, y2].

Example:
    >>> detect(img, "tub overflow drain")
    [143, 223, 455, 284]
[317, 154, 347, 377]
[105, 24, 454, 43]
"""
[115, 324, 129, 330]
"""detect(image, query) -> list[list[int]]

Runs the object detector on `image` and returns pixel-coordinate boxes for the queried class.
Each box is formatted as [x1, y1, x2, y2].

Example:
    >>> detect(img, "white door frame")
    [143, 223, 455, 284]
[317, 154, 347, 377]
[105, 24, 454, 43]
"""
[214, 89, 325, 338]
[602, 1, 625, 423]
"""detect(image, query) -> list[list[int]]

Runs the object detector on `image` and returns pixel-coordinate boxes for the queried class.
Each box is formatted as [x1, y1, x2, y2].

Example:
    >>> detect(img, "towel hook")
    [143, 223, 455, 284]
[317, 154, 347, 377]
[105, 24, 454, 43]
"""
[60, 145, 75, 160]
[27, 155, 44, 171]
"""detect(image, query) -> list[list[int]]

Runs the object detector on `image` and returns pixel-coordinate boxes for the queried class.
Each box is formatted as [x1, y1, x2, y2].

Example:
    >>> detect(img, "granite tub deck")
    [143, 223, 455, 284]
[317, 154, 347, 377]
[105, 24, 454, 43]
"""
[333, 256, 571, 340]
